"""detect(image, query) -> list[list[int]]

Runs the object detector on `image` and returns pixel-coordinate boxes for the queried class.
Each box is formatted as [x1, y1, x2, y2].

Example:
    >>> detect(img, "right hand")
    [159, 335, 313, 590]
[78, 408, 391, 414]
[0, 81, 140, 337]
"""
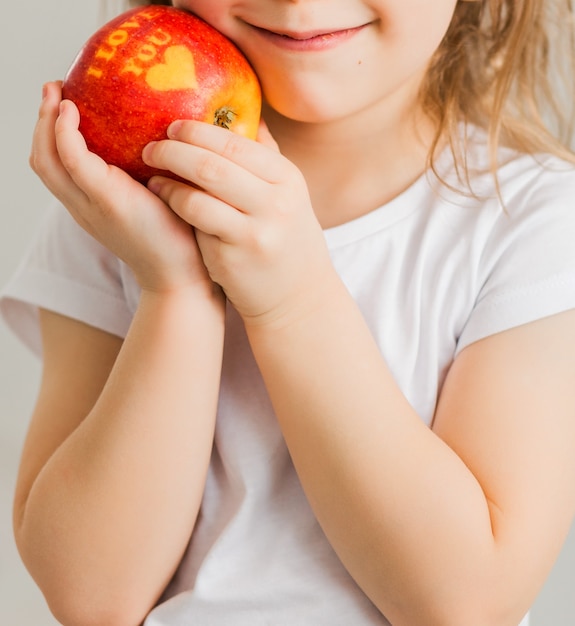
[30, 81, 212, 295]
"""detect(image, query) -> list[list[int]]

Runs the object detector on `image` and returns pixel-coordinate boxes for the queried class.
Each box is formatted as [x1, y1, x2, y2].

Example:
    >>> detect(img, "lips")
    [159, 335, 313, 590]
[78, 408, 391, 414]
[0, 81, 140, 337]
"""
[249, 23, 368, 52]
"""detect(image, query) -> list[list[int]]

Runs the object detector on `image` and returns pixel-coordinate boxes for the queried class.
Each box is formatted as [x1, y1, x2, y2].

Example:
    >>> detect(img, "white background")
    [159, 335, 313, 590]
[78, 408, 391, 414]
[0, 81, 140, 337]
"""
[0, 0, 573, 623]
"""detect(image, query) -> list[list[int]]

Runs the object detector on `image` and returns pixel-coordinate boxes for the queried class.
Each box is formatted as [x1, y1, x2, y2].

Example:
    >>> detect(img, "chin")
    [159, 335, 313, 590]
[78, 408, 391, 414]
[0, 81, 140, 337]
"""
[262, 84, 353, 125]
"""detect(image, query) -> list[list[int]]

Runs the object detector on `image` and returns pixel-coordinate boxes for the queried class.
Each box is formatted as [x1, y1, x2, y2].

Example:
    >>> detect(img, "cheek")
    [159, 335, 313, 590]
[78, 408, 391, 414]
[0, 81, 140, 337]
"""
[393, 0, 458, 50]
[171, 0, 231, 34]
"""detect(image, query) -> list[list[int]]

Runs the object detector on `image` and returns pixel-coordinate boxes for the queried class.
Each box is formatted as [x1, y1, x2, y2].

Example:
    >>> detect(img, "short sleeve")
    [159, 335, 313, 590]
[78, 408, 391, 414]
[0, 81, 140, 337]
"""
[0, 202, 134, 356]
[456, 159, 575, 354]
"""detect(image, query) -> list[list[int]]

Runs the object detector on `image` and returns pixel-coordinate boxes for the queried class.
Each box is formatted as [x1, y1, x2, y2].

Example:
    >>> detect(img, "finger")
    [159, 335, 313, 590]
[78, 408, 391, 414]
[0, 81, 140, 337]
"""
[143, 136, 275, 217]
[167, 120, 285, 182]
[29, 81, 61, 174]
[30, 82, 86, 206]
[148, 176, 247, 243]
[55, 100, 156, 209]
[30, 83, 107, 234]
[53, 100, 176, 242]
[55, 99, 121, 194]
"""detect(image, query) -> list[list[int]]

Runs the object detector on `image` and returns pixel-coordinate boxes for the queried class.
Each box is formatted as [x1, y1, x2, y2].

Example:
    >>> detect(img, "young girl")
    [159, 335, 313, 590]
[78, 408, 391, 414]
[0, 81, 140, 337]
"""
[3, 0, 575, 624]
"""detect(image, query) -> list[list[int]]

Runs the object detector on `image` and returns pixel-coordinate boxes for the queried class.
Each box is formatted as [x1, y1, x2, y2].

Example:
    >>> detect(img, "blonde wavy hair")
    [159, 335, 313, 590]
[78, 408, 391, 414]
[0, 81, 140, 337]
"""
[425, 0, 575, 179]
[123, 0, 575, 174]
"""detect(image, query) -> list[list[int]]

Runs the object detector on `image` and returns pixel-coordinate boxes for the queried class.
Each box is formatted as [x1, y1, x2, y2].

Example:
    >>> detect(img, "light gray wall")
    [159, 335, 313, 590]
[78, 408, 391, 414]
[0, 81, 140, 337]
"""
[0, 1, 99, 623]
[0, 0, 573, 623]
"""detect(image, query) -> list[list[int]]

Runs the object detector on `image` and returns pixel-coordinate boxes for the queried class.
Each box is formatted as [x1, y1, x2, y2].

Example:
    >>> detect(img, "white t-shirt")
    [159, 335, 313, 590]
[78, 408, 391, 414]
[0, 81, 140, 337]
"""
[3, 131, 575, 625]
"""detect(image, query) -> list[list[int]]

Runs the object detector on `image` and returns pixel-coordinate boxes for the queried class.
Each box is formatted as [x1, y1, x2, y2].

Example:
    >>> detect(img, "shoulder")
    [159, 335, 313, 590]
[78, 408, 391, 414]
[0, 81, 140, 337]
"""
[431, 131, 575, 250]
[0, 202, 136, 355]
[436, 123, 575, 200]
[498, 151, 575, 209]
[444, 147, 575, 353]
[476, 151, 575, 262]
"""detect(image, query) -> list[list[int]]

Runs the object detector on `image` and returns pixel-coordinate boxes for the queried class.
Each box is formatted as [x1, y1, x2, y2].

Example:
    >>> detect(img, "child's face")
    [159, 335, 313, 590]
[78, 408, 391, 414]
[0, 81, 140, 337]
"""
[173, 0, 460, 125]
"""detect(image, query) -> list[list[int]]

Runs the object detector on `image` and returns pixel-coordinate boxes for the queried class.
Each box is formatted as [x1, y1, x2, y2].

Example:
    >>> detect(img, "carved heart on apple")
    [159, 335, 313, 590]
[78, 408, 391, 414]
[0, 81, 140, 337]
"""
[61, 5, 262, 183]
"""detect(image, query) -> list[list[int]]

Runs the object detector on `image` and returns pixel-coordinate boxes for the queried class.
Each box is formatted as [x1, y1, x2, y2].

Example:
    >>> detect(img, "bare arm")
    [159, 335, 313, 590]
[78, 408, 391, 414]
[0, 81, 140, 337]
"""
[14, 286, 225, 626]
[245, 279, 575, 626]
[19, 81, 227, 625]
[130, 115, 575, 626]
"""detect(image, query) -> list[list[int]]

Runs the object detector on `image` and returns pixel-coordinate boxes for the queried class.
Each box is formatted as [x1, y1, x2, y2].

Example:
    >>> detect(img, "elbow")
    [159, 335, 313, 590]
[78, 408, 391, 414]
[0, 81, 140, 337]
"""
[380, 585, 530, 626]
[14, 532, 150, 626]
[427, 596, 530, 626]
[23, 565, 152, 626]
[32, 564, 154, 626]
[13, 511, 154, 626]
[46, 597, 148, 626]
[16, 557, 155, 626]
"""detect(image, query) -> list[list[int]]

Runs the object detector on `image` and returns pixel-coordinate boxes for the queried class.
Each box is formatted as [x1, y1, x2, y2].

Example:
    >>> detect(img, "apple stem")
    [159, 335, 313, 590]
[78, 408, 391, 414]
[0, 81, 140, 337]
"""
[214, 107, 237, 130]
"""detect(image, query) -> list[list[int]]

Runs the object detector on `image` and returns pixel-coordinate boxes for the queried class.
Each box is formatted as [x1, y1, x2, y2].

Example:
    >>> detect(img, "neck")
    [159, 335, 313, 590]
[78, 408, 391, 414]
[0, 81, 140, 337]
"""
[262, 98, 435, 229]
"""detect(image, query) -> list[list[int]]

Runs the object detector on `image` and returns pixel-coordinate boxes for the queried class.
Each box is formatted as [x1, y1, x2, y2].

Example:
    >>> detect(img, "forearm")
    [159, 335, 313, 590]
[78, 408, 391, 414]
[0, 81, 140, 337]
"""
[17, 286, 225, 625]
[246, 276, 501, 626]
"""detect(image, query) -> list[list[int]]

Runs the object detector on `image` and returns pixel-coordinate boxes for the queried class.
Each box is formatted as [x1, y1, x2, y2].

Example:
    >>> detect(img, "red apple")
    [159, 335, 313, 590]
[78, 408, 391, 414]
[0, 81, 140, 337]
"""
[61, 5, 261, 183]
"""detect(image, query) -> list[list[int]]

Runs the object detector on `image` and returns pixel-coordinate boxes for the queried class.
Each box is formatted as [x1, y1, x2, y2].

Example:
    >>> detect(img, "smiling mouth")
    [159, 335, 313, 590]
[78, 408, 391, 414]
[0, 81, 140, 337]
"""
[250, 23, 368, 50]
[274, 28, 347, 40]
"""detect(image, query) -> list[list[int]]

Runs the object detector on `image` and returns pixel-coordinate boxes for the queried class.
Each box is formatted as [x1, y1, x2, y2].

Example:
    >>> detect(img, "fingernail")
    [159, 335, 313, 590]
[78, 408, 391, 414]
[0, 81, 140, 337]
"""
[147, 177, 162, 194]
[142, 141, 157, 163]
[42, 83, 48, 100]
[167, 120, 183, 138]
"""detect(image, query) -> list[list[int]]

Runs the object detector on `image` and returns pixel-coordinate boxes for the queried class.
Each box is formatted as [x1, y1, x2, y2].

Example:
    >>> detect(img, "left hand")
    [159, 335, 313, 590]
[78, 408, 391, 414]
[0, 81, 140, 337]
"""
[143, 120, 335, 326]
